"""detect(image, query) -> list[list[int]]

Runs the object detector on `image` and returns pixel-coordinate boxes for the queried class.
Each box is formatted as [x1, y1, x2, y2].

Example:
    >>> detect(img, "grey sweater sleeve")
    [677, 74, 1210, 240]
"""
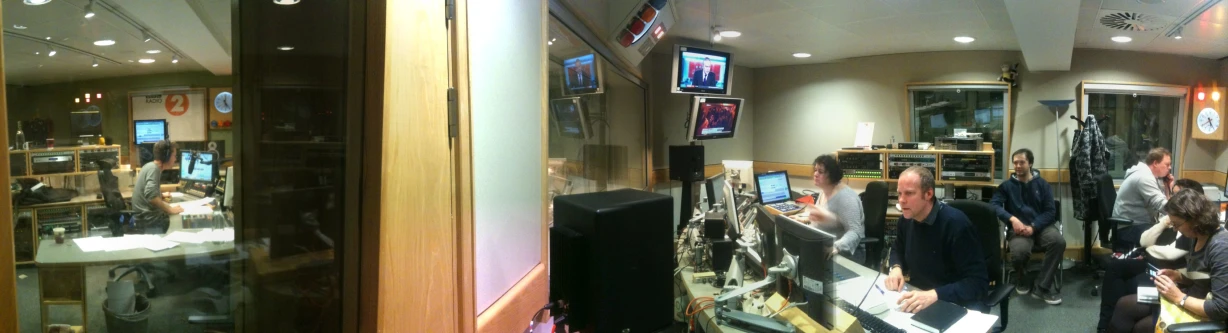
[828, 188, 865, 255]
[1202, 236, 1228, 321]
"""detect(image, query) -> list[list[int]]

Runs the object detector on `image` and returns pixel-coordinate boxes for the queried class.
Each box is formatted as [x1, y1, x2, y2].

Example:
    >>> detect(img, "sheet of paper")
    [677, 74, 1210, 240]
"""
[179, 206, 214, 215]
[173, 197, 215, 208]
[73, 236, 108, 252]
[947, 308, 999, 332]
[164, 231, 206, 244]
[143, 238, 180, 252]
[854, 122, 875, 147]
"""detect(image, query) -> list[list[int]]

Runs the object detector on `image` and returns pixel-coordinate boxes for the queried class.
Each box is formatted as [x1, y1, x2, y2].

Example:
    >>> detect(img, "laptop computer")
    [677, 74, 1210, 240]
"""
[754, 171, 804, 215]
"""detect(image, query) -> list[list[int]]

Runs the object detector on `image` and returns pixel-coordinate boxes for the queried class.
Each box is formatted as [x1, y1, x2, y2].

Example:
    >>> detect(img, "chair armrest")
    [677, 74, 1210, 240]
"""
[1107, 217, 1133, 226]
[983, 283, 1014, 307]
[1166, 321, 1228, 333]
[188, 315, 233, 326]
[860, 237, 880, 244]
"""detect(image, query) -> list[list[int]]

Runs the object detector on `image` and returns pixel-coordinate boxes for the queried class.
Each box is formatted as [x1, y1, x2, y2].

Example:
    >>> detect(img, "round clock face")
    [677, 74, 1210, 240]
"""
[1198, 107, 1220, 134]
[214, 91, 234, 114]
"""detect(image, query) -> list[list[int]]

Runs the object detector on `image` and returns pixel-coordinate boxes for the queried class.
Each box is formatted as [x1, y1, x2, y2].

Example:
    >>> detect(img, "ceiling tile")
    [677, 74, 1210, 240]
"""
[1082, 0, 1104, 10]
[982, 10, 1014, 31]
[713, 0, 795, 22]
[1194, 2, 1228, 24]
[975, 0, 1008, 12]
[877, 0, 981, 15]
[797, 0, 898, 26]
[1178, 19, 1228, 40]
[1099, 0, 1202, 19]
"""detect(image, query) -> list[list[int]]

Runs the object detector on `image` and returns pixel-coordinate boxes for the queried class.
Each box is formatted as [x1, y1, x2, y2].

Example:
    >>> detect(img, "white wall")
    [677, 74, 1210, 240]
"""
[470, 0, 544, 314]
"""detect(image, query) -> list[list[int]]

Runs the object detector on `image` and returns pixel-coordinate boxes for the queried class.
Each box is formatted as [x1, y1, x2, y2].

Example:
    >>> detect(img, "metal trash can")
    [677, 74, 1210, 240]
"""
[103, 294, 151, 333]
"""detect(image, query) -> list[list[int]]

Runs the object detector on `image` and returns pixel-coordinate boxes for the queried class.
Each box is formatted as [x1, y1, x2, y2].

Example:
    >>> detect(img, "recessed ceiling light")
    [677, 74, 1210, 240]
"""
[13, 25, 26, 29]
[93, 39, 115, 46]
[138, 58, 155, 64]
[718, 30, 742, 38]
[277, 46, 294, 51]
[273, 0, 300, 4]
[23, 0, 51, 5]
[793, 52, 812, 58]
[954, 36, 976, 43]
[146, 50, 161, 54]
[45, 36, 51, 40]
[1111, 36, 1132, 43]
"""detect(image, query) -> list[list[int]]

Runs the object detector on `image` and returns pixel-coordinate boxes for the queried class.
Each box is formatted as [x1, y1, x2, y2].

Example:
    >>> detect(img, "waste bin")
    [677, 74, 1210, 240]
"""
[103, 294, 151, 333]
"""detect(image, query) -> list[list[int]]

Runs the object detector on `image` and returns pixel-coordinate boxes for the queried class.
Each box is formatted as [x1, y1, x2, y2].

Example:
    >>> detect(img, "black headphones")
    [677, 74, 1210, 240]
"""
[156, 140, 174, 163]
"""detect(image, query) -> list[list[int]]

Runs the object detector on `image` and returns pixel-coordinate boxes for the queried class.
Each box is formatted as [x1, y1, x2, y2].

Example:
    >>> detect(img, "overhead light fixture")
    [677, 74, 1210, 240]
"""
[138, 58, 155, 64]
[954, 36, 976, 43]
[171, 54, 179, 64]
[46, 45, 56, 57]
[1111, 36, 1133, 43]
[92, 58, 98, 67]
[1174, 26, 1183, 39]
[547, 41, 553, 46]
[83, 0, 95, 18]
[277, 46, 294, 51]
[94, 39, 115, 46]
[793, 52, 812, 58]
[718, 30, 741, 38]
[712, 34, 722, 42]
[44, 36, 51, 40]
[273, 0, 300, 4]
[142, 31, 153, 43]
[23, 0, 51, 5]
[146, 50, 161, 54]
[13, 25, 26, 29]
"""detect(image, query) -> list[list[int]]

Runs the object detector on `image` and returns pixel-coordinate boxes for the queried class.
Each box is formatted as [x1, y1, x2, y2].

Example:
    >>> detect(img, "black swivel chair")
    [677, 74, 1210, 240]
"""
[858, 181, 888, 268]
[948, 199, 1015, 332]
[1090, 172, 1135, 296]
[97, 158, 174, 297]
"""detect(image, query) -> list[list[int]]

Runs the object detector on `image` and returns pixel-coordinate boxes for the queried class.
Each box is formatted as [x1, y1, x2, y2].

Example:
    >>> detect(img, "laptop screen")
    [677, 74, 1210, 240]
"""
[755, 171, 792, 205]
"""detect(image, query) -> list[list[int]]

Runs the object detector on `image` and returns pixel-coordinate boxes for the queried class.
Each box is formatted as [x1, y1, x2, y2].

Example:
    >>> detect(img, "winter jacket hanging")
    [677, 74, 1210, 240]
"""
[1070, 115, 1111, 221]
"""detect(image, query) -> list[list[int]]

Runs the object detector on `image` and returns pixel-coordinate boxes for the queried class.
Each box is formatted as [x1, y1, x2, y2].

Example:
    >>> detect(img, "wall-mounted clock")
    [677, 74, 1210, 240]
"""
[213, 91, 233, 113]
[1191, 87, 1226, 141]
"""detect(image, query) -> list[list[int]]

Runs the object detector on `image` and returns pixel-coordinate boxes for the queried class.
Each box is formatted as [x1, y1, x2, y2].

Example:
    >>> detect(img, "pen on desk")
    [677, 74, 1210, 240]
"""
[873, 284, 886, 295]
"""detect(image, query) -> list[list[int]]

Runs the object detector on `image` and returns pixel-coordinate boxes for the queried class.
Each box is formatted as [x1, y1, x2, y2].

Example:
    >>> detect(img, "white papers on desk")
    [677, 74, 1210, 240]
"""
[174, 197, 215, 215]
[163, 228, 234, 244]
[72, 235, 181, 252]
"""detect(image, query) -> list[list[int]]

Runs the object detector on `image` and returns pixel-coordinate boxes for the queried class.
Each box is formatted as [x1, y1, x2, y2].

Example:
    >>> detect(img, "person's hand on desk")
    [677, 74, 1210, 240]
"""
[898, 289, 938, 313]
[168, 205, 184, 214]
[885, 266, 905, 291]
[800, 203, 835, 225]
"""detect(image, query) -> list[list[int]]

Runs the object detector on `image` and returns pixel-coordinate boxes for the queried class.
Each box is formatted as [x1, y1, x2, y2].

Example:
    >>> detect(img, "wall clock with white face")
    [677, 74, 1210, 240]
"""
[214, 91, 233, 114]
[1198, 107, 1220, 135]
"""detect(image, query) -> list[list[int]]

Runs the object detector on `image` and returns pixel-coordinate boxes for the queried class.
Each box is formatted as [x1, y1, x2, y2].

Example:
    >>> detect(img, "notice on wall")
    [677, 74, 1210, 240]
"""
[854, 122, 875, 148]
[131, 89, 207, 142]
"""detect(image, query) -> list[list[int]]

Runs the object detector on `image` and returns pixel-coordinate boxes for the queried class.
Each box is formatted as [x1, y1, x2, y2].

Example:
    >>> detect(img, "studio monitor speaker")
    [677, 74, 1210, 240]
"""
[669, 145, 704, 182]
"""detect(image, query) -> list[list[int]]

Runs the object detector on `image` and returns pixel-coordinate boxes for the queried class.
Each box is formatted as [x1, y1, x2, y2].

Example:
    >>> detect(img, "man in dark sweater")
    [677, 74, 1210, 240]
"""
[886, 166, 989, 313]
[990, 148, 1064, 305]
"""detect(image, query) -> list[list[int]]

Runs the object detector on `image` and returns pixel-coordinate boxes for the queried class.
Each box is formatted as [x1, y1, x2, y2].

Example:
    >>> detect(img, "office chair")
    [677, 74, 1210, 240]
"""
[1091, 172, 1135, 296]
[1168, 321, 1228, 332]
[948, 199, 1015, 333]
[858, 181, 888, 268]
[1002, 200, 1065, 293]
[95, 158, 174, 297]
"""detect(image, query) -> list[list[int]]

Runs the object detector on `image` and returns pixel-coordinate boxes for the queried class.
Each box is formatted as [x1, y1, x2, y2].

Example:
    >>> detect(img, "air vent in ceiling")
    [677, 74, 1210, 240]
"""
[1100, 11, 1169, 31]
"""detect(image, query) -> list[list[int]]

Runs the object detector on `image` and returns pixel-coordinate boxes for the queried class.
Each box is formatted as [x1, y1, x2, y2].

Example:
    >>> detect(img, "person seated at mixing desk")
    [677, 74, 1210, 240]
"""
[798, 154, 865, 263]
[990, 148, 1064, 305]
[131, 140, 184, 233]
[885, 166, 989, 313]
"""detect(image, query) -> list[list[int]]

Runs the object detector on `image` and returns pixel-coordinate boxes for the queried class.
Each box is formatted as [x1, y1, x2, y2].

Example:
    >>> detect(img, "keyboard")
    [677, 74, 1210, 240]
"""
[767, 202, 801, 213]
[835, 298, 906, 333]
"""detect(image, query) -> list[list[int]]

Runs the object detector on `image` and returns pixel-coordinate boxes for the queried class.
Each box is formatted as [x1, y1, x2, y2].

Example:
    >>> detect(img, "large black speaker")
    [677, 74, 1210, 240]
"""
[551, 189, 673, 333]
[668, 145, 704, 182]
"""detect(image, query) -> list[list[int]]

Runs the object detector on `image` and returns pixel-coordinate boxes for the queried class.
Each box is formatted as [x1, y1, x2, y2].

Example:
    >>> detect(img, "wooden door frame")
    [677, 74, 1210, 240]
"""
[0, 1, 19, 330]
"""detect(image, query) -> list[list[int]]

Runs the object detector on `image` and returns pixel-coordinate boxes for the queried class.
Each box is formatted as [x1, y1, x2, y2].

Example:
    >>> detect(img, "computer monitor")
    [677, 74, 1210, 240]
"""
[70, 111, 103, 138]
[753, 205, 781, 270]
[975, 109, 991, 124]
[704, 173, 725, 212]
[722, 179, 740, 237]
[134, 119, 168, 144]
[1219, 201, 1226, 225]
[222, 166, 235, 210]
[671, 45, 733, 95]
[754, 171, 793, 205]
[930, 114, 948, 128]
[179, 151, 216, 183]
[549, 97, 591, 139]
[722, 160, 755, 192]
[687, 96, 743, 141]
[773, 214, 837, 329]
[561, 53, 603, 96]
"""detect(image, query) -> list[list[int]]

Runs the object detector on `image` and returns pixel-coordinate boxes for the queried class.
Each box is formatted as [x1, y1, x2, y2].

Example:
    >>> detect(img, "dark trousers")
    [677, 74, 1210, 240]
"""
[1008, 225, 1066, 292]
[1108, 294, 1156, 333]
[1097, 259, 1149, 330]
[1116, 224, 1151, 253]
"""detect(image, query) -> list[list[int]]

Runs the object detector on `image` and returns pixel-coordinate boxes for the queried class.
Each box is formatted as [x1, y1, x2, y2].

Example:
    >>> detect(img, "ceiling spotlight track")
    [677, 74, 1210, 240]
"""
[84, 0, 96, 18]
[91, 0, 189, 61]
[1165, 0, 1222, 38]
[3, 31, 122, 65]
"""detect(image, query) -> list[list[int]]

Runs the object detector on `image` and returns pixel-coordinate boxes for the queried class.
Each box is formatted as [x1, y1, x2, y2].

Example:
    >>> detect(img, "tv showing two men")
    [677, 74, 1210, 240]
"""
[689, 97, 742, 141]
[674, 46, 732, 95]
[562, 54, 602, 95]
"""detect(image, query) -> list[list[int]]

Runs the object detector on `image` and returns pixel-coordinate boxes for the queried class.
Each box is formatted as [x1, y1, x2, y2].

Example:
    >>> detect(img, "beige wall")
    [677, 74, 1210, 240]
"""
[649, 52, 756, 168]
[752, 49, 1223, 173]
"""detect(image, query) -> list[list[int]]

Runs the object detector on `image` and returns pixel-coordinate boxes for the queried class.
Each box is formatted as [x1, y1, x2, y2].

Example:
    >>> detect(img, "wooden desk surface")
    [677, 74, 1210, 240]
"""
[33, 215, 234, 267]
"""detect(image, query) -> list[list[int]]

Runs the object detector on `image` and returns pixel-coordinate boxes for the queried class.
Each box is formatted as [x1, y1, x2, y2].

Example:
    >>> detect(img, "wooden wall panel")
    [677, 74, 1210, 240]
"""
[376, 0, 457, 331]
[0, 1, 17, 330]
[1183, 170, 1228, 188]
[453, 0, 476, 331]
[476, 264, 549, 333]
[358, 0, 386, 332]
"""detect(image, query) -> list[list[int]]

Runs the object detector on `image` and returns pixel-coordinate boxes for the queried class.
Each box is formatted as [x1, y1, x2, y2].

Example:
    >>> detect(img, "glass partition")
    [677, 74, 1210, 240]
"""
[909, 86, 1009, 179]
[1085, 93, 1182, 178]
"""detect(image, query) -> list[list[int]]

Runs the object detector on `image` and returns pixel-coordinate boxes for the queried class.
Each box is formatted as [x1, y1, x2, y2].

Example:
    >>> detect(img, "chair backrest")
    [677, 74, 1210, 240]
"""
[948, 199, 1004, 286]
[95, 158, 125, 210]
[1096, 172, 1117, 220]
[860, 181, 888, 240]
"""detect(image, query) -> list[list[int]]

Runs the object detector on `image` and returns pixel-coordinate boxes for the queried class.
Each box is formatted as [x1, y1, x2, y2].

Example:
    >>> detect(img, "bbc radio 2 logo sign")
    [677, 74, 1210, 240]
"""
[145, 94, 190, 116]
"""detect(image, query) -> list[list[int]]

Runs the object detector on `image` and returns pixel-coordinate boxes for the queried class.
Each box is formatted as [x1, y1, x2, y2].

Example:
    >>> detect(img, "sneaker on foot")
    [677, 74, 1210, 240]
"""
[1032, 288, 1062, 305]
[1015, 283, 1031, 295]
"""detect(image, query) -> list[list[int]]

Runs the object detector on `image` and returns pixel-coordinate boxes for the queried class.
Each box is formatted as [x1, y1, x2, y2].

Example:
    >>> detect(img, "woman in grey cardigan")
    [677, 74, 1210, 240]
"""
[801, 154, 866, 263]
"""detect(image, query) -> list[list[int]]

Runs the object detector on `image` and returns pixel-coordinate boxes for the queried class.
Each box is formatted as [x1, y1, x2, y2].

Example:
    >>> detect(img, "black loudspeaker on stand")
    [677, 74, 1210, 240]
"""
[669, 145, 704, 233]
[550, 189, 673, 333]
